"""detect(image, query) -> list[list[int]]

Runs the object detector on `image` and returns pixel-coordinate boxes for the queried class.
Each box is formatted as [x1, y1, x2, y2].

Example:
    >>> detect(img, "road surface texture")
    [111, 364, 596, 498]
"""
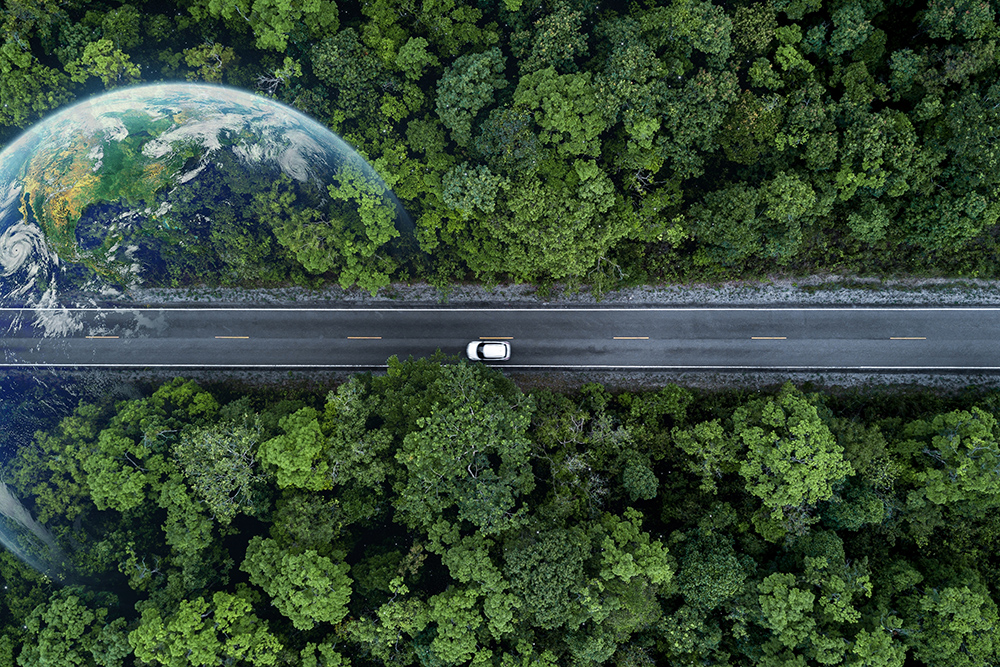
[1, 306, 998, 371]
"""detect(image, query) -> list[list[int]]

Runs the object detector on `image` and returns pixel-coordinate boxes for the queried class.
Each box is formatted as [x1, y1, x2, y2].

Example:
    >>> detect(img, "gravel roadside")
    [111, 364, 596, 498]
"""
[117, 274, 1000, 307]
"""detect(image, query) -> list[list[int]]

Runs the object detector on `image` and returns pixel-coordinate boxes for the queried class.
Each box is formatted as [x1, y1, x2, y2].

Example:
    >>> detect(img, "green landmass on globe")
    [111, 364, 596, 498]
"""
[0, 83, 408, 301]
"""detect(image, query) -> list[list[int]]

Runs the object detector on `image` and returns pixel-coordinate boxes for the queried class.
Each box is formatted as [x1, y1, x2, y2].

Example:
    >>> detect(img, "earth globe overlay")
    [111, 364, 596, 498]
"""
[0, 82, 400, 313]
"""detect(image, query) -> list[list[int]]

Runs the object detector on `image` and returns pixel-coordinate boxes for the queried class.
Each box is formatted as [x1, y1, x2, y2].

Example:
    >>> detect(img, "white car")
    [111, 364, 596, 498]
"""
[466, 340, 511, 361]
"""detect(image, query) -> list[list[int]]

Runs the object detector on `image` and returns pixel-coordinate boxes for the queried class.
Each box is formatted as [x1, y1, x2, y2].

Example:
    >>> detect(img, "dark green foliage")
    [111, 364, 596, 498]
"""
[8, 0, 1000, 285]
[4, 366, 1000, 665]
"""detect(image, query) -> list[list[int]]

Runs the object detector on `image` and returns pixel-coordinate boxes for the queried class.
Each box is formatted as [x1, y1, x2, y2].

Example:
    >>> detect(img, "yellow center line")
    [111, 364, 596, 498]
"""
[752, 336, 787, 340]
[347, 336, 382, 339]
[613, 336, 649, 340]
[480, 336, 514, 339]
[215, 336, 250, 339]
[890, 337, 926, 340]
[85, 335, 119, 339]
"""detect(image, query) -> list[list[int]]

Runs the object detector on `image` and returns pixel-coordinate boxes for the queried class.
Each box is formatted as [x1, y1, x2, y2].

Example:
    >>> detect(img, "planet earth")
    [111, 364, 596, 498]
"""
[0, 82, 403, 313]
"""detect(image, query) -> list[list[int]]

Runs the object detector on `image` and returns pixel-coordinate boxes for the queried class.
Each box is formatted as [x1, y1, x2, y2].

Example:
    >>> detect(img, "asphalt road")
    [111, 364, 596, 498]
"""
[1, 306, 999, 371]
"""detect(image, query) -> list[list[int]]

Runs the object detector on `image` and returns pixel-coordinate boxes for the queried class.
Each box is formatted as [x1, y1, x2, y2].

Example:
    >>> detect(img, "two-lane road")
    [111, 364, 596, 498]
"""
[1, 306, 998, 370]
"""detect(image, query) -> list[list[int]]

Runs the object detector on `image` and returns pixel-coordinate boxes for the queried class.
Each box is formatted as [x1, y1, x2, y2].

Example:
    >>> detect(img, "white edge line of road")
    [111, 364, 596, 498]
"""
[4, 364, 1000, 370]
[5, 307, 1000, 312]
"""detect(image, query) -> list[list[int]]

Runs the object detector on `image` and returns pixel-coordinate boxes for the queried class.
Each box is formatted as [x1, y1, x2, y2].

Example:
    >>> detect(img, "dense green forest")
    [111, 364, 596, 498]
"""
[1, 361, 999, 665]
[2, 0, 1000, 290]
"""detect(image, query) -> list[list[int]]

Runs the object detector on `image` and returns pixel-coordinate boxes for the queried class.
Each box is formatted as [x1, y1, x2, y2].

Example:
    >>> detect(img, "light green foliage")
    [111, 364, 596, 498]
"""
[755, 532, 873, 662]
[124, 377, 221, 432]
[91, 617, 131, 667]
[81, 427, 158, 513]
[361, 0, 494, 60]
[172, 416, 266, 524]
[759, 573, 817, 649]
[18, 593, 104, 667]
[462, 158, 627, 281]
[395, 37, 439, 81]
[425, 587, 484, 664]
[0, 46, 72, 127]
[598, 508, 673, 587]
[902, 407, 1000, 507]
[442, 162, 507, 217]
[801, 553, 871, 625]
[907, 586, 999, 667]
[737, 383, 853, 526]
[435, 47, 506, 147]
[775, 43, 815, 74]
[187, 0, 339, 51]
[255, 180, 335, 274]
[157, 474, 217, 590]
[393, 363, 535, 535]
[300, 641, 349, 667]
[129, 591, 281, 666]
[846, 628, 905, 667]
[259, 407, 330, 491]
[241, 536, 352, 630]
[79, 381, 216, 515]
[325, 161, 401, 293]
[65, 38, 141, 88]
[513, 67, 607, 157]
[672, 420, 741, 494]
[182, 43, 237, 83]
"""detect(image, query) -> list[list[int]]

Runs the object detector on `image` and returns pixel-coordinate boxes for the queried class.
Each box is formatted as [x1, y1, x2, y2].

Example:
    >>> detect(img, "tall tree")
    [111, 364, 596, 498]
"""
[435, 47, 507, 148]
[129, 590, 282, 667]
[736, 383, 854, 537]
[241, 537, 352, 631]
